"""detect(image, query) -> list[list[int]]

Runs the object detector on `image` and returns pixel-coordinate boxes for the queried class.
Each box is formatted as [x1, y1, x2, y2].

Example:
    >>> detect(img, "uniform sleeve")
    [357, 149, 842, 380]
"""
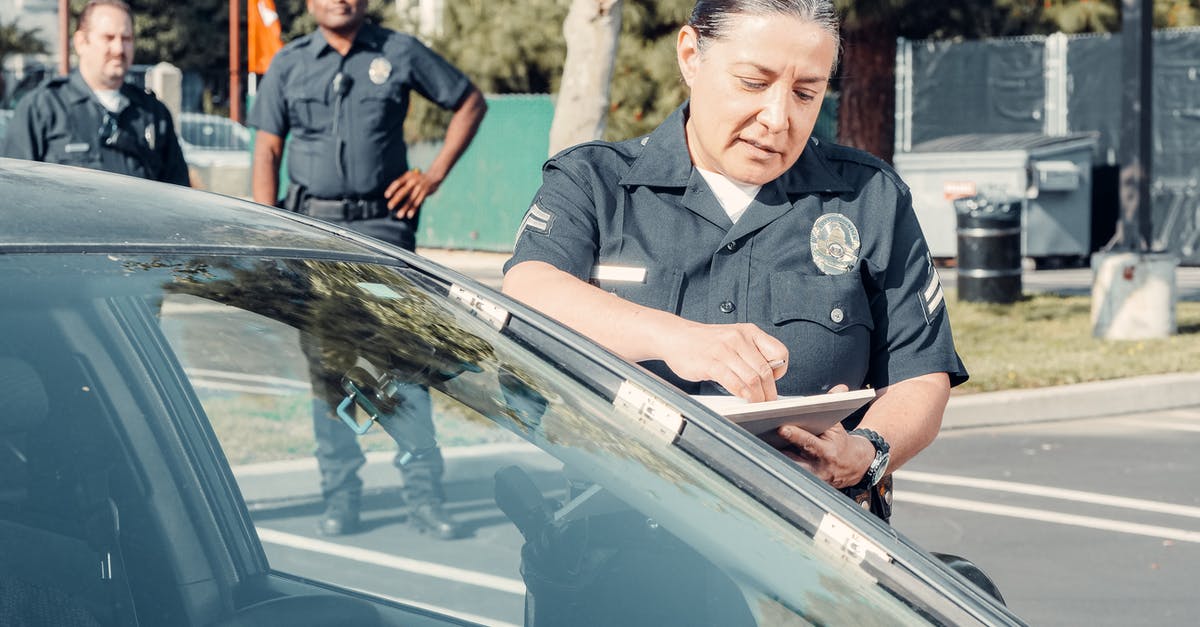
[246, 56, 290, 137]
[866, 187, 969, 389]
[2, 92, 46, 161]
[155, 107, 191, 186]
[402, 38, 471, 110]
[503, 158, 602, 281]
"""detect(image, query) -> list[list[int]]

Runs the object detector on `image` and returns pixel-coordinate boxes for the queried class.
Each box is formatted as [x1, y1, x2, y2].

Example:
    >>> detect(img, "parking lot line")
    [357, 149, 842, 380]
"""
[256, 526, 526, 595]
[898, 492, 1200, 543]
[897, 470, 1200, 519]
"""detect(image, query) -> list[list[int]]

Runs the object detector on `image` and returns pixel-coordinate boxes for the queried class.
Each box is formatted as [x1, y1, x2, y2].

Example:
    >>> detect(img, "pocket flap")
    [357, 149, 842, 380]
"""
[771, 271, 873, 332]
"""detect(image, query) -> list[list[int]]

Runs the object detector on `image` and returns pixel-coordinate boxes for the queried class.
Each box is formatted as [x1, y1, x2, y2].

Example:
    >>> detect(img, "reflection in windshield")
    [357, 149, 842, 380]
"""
[111, 254, 929, 626]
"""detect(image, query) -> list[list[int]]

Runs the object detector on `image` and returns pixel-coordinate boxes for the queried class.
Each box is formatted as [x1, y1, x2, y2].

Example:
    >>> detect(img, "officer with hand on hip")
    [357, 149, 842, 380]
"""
[249, 0, 487, 539]
[3, 0, 189, 186]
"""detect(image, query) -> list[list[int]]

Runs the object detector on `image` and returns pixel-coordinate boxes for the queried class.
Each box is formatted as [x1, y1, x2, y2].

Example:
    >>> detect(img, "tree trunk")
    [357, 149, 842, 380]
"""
[548, 0, 623, 156]
[837, 16, 897, 163]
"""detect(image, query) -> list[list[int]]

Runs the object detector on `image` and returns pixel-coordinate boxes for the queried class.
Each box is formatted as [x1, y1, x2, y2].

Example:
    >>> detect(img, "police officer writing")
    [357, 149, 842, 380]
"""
[503, 0, 967, 521]
[3, 0, 189, 186]
[248, 0, 486, 539]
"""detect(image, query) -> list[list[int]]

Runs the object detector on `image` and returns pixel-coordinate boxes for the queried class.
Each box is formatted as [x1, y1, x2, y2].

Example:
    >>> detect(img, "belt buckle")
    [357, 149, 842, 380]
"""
[342, 199, 362, 221]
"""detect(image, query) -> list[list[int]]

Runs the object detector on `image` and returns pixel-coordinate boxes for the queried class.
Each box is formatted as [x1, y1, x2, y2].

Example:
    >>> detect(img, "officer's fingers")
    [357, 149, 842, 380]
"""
[777, 424, 821, 452]
[827, 383, 850, 394]
[750, 330, 789, 380]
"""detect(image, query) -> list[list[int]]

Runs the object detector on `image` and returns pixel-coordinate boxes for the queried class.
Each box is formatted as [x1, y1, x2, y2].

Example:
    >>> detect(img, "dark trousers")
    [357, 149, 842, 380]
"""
[305, 212, 444, 505]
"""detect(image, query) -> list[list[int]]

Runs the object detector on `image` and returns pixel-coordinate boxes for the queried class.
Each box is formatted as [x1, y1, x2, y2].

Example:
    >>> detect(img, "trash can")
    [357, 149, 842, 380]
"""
[955, 196, 1022, 303]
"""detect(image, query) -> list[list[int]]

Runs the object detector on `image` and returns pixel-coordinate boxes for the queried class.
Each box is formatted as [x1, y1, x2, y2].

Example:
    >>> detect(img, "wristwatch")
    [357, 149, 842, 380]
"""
[849, 428, 890, 490]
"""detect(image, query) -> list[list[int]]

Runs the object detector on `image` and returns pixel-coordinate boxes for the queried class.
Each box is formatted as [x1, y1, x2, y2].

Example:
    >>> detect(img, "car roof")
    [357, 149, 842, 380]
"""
[0, 158, 383, 257]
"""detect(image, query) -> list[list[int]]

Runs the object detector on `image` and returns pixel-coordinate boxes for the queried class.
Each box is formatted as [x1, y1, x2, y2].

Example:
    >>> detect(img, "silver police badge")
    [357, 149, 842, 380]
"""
[810, 213, 861, 275]
[368, 57, 392, 85]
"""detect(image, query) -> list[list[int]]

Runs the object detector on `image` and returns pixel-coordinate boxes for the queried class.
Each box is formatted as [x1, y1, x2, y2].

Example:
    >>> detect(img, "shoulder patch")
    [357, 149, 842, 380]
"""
[917, 253, 946, 324]
[517, 203, 555, 237]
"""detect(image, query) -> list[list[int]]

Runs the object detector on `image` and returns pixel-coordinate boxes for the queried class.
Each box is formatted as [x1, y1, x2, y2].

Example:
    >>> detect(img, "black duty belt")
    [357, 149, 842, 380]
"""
[302, 197, 390, 221]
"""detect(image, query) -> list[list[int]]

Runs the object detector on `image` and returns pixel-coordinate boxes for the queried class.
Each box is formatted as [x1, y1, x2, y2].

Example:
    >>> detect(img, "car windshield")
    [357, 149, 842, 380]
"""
[0, 251, 935, 627]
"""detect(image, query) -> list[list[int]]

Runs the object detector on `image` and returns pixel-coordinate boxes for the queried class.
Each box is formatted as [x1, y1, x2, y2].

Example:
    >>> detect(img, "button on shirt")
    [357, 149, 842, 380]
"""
[248, 22, 471, 199]
[505, 104, 968, 397]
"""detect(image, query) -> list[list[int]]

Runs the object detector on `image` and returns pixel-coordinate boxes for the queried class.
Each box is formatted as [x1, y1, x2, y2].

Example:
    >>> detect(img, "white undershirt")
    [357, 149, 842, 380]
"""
[695, 167, 762, 223]
[93, 89, 123, 112]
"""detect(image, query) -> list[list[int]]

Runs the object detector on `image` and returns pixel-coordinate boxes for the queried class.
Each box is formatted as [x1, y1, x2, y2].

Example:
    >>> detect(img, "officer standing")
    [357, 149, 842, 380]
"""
[249, 0, 487, 539]
[503, 0, 967, 522]
[2, 0, 189, 186]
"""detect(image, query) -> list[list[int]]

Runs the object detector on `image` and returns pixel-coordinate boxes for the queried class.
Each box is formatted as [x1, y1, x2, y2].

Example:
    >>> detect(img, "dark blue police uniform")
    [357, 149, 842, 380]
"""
[506, 104, 968, 399]
[248, 22, 472, 520]
[248, 21, 471, 250]
[2, 72, 189, 185]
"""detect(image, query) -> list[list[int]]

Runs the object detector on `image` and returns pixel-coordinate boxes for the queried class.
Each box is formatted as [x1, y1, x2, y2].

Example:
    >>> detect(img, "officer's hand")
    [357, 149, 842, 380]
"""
[385, 169, 440, 219]
[776, 416, 876, 489]
[661, 322, 788, 403]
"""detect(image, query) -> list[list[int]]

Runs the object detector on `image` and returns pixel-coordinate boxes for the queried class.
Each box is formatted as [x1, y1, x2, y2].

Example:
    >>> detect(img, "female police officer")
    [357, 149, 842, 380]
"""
[502, 0, 967, 517]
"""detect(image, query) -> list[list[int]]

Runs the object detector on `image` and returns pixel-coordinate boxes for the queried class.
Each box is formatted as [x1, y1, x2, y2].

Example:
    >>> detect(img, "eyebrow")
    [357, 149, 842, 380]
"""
[733, 62, 828, 84]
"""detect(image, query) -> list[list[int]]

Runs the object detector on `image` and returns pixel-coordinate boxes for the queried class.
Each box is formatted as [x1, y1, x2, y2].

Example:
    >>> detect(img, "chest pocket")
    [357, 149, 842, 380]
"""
[289, 83, 332, 135]
[359, 78, 404, 130]
[592, 264, 683, 315]
[770, 271, 874, 333]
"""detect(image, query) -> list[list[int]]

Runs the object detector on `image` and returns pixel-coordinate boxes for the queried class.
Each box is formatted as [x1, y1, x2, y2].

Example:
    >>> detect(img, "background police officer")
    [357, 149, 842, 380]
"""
[249, 0, 487, 539]
[2, 0, 189, 186]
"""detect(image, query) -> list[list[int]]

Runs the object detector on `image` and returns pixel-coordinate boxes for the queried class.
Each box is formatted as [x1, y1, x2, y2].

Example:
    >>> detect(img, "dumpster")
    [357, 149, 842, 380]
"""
[894, 132, 1098, 261]
[955, 196, 1022, 303]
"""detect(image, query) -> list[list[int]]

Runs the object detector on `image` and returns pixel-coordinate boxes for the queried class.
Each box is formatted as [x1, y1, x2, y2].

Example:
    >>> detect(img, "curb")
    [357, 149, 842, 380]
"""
[942, 371, 1200, 429]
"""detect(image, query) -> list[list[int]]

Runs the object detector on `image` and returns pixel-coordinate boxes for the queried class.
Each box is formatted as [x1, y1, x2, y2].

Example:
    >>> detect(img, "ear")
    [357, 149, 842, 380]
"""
[676, 25, 701, 88]
[72, 29, 86, 52]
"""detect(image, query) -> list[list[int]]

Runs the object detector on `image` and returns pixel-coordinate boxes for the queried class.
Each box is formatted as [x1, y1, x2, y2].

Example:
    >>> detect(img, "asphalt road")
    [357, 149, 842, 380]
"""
[230, 404, 1200, 627]
[892, 406, 1200, 627]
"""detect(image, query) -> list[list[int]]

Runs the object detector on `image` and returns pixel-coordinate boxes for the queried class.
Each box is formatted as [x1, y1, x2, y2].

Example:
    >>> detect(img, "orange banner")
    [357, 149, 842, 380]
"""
[248, 0, 283, 75]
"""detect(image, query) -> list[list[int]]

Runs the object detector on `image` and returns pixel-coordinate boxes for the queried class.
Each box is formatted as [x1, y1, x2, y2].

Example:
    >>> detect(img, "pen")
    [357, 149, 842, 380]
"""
[768, 358, 787, 369]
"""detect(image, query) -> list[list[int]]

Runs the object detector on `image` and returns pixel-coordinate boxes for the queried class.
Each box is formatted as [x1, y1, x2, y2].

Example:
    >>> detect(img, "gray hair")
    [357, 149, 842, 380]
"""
[687, 0, 841, 75]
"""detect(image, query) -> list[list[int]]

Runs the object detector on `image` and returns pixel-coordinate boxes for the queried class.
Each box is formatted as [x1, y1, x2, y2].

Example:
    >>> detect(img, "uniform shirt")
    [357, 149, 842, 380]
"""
[2, 72, 189, 186]
[506, 104, 968, 397]
[248, 22, 471, 200]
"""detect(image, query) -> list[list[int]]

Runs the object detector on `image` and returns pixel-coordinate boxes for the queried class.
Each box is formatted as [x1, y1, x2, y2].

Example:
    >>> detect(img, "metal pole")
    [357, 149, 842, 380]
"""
[58, 0, 70, 76]
[1116, 0, 1154, 251]
[230, 0, 242, 123]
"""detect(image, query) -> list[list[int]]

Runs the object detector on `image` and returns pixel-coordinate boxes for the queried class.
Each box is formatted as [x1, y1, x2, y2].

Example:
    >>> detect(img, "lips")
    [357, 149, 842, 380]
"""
[738, 137, 781, 157]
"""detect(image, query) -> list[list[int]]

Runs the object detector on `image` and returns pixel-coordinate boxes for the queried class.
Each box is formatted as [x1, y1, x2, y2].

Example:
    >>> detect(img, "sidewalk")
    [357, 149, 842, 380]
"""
[415, 247, 1200, 428]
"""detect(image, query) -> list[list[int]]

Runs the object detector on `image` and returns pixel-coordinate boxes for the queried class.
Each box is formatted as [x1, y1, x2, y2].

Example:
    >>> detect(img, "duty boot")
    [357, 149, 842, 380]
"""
[317, 491, 360, 536]
[408, 502, 463, 540]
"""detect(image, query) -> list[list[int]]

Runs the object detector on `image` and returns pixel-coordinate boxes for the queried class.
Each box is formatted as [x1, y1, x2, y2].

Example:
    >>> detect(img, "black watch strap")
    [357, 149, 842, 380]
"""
[849, 428, 890, 490]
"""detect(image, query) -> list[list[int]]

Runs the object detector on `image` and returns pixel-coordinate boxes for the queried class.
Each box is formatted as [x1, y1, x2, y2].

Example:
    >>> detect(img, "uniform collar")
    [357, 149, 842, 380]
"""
[307, 21, 386, 58]
[65, 71, 131, 113]
[620, 102, 854, 196]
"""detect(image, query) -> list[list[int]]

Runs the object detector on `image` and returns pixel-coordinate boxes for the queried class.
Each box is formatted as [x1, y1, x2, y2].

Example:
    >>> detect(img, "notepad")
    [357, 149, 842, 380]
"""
[693, 388, 876, 445]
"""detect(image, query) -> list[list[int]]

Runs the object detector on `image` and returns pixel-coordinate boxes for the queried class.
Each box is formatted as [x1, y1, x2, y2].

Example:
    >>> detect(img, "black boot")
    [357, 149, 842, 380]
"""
[408, 501, 463, 540]
[317, 490, 360, 536]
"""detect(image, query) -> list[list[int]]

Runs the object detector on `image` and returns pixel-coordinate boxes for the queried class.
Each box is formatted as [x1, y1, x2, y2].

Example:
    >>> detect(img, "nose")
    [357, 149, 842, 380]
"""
[756, 87, 791, 134]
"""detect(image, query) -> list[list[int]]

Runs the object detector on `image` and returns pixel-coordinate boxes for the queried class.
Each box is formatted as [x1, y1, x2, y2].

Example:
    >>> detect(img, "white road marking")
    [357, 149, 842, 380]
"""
[186, 368, 311, 389]
[897, 470, 1200, 519]
[256, 527, 526, 595]
[898, 492, 1200, 544]
[189, 378, 298, 396]
[234, 441, 541, 477]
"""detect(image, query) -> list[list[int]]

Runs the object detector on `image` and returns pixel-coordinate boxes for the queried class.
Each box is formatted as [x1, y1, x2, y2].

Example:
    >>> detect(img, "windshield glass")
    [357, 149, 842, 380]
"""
[0, 252, 931, 627]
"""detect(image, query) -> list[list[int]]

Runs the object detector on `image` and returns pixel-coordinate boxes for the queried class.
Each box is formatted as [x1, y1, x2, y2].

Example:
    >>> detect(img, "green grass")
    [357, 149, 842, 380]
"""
[948, 291, 1200, 393]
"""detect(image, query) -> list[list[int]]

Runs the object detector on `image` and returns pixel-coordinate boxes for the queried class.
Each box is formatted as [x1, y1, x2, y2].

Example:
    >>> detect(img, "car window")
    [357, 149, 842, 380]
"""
[0, 252, 934, 627]
[178, 113, 251, 151]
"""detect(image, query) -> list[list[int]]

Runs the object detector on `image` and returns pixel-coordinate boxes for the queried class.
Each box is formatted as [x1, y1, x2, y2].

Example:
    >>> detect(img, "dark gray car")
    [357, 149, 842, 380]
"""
[0, 159, 1023, 626]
